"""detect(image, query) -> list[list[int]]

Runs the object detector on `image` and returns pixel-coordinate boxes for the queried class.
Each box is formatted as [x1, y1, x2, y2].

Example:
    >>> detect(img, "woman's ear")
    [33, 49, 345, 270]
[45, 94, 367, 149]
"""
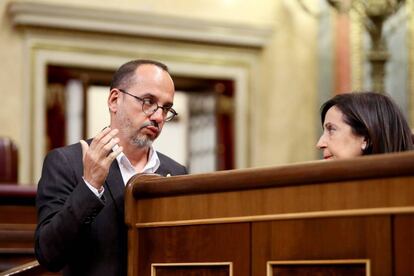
[361, 137, 370, 152]
[361, 141, 367, 151]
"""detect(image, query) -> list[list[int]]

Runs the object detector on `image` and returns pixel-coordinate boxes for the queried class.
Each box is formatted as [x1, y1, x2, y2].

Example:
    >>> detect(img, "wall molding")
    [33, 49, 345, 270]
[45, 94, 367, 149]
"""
[8, 1, 273, 48]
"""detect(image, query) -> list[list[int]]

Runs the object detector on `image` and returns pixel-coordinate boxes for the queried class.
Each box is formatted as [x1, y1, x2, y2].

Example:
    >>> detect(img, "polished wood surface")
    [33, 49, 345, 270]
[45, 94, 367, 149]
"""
[272, 264, 365, 276]
[394, 214, 414, 275]
[130, 151, 414, 198]
[252, 217, 389, 275]
[139, 224, 248, 276]
[153, 266, 229, 276]
[126, 152, 414, 276]
[130, 177, 414, 225]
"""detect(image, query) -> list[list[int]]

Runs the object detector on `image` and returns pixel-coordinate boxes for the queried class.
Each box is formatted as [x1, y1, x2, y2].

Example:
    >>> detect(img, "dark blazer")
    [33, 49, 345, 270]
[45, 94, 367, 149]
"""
[35, 142, 187, 276]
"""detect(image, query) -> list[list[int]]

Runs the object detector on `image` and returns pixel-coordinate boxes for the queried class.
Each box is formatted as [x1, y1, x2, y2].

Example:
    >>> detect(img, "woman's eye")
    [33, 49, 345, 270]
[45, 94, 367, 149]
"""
[326, 125, 336, 134]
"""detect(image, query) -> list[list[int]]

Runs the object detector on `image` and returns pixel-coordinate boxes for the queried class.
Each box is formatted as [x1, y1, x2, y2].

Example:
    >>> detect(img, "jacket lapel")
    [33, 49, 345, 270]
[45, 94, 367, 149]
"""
[104, 160, 125, 216]
[155, 164, 171, 177]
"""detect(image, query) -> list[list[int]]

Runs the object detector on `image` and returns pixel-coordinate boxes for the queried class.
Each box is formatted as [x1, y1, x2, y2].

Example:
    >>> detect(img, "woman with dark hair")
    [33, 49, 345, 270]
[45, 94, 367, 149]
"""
[316, 92, 413, 160]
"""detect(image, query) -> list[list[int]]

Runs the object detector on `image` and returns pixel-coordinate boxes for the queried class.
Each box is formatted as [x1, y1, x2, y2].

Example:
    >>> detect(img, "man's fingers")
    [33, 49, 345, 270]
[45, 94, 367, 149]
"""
[99, 129, 119, 147]
[90, 127, 112, 149]
[91, 128, 119, 153]
[80, 140, 89, 160]
[103, 137, 120, 152]
[104, 146, 123, 166]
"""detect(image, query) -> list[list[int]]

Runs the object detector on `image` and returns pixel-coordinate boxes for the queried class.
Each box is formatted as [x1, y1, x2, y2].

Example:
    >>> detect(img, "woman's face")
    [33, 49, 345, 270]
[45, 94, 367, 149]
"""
[316, 106, 366, 160]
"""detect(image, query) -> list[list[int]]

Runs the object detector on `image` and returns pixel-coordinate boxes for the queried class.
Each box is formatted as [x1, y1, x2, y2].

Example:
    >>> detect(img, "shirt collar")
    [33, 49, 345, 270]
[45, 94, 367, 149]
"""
[116, 146, 160, 185]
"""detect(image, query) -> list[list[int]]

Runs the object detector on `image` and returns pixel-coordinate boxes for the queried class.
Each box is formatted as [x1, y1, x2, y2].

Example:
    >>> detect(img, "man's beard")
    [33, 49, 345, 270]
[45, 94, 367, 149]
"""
[117, 108, 159, 148]
[130, 121, 159, 148]
[132, 133, 153, 148]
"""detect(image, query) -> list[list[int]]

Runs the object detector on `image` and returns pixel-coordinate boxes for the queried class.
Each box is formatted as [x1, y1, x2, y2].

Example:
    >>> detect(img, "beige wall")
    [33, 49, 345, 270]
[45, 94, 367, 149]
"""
[255, 1, 318, 166]
[0, 0, 23, 152]
[0, 0, 319, 182]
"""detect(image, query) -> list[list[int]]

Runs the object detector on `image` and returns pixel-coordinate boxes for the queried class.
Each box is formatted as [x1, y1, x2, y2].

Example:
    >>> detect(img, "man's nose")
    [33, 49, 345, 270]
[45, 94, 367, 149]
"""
[150, 107, 164, 123]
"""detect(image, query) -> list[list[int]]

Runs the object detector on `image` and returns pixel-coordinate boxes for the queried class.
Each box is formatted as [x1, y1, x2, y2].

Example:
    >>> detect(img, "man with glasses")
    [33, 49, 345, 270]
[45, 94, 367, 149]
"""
[35, 59, 187, 276]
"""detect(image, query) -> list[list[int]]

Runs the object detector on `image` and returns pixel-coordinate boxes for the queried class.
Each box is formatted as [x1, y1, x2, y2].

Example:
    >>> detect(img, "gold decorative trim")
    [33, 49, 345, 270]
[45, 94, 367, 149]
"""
[135, 206, 414, 228]
[0, 260, 40, 276]
[267, 259, 370, 276]
[151, 262, 233, 276]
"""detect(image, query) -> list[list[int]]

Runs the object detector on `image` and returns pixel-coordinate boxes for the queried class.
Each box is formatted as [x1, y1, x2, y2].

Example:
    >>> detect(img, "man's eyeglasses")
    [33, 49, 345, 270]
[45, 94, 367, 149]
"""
[117, 88, 178, 122]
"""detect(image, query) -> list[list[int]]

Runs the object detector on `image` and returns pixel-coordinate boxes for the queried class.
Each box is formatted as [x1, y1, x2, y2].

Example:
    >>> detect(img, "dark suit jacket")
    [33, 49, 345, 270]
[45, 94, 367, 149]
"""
[35, 142, 187, 276]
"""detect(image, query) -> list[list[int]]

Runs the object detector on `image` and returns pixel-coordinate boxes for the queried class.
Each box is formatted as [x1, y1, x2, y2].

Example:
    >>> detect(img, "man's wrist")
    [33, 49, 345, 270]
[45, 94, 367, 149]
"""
[96, 185, 104, 193]
[83, 177, 105, 198]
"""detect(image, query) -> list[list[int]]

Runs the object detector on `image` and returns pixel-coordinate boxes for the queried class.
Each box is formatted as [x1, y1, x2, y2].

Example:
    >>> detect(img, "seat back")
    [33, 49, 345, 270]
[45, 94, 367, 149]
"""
[0, 137, 18, 183]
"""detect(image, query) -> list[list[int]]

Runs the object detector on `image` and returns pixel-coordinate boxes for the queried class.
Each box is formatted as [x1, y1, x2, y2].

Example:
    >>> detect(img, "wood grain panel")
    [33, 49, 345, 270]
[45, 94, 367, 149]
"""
[134, 177, 414, 224]
[394, 214, 414, 275]
[252, 216, 391, 276]
[137, 223, 249, 276]
[130, 151, 414, 199]
[0, 185, 38, 274]
[0, 224, 36, 251]
[154, 267, 228, 276]
[152, 263, 231, 276]
[0, 206, 37, 224]
[272, 264, 365, 276]
[126, 152, 414, 276]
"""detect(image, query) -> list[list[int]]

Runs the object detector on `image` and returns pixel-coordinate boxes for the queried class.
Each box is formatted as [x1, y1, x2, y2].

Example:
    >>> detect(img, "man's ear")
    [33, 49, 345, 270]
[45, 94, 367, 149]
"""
[108, 89, 119, 113]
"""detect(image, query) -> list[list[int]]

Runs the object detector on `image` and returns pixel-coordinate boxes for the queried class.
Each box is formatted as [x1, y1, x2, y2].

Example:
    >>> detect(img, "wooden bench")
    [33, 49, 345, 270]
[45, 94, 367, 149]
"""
[0, 184, 37, 273]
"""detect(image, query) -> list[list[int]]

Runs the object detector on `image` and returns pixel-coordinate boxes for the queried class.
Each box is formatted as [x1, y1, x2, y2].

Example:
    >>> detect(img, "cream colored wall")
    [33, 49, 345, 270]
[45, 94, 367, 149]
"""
[254, 1, 318, 166]
[0, 0, 319, 181]
[0, 0, 23, 155]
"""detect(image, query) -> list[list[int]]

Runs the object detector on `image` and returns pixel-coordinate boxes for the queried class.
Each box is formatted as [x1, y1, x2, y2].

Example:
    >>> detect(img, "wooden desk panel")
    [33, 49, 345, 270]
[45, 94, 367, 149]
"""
[394, 214, 414, 275]
[252, 216, 390, 276]
[126, 152, 414, 276]
[132, 177, 414, 225]
[137, 223, 249, 276]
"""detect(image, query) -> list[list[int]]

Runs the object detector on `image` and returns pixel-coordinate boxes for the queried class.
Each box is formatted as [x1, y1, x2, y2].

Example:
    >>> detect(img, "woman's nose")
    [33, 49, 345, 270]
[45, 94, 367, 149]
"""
[316, 134, 326, 149]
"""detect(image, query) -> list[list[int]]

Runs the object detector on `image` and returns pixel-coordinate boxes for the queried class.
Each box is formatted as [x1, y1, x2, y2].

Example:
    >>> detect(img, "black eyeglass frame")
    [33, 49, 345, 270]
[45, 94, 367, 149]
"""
[117, 88, 178, 122]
